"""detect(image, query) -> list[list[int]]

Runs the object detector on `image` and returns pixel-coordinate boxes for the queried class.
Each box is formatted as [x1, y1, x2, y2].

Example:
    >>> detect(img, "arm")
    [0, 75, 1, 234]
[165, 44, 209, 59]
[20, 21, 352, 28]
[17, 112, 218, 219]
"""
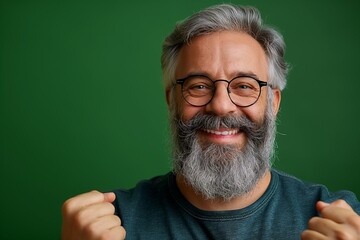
[61, 191, 126, 240]
[301, 200, 360, 239]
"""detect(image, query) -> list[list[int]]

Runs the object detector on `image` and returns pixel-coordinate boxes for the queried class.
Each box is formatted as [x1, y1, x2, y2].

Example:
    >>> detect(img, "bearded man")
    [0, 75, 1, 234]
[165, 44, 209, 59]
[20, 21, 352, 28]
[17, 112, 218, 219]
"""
[61, 4, 360, 240]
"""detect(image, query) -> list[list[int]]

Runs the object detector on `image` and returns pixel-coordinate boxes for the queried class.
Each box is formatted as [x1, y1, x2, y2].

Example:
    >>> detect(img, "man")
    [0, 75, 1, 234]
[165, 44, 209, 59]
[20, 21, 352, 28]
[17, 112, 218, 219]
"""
[62, 4, 360, 239]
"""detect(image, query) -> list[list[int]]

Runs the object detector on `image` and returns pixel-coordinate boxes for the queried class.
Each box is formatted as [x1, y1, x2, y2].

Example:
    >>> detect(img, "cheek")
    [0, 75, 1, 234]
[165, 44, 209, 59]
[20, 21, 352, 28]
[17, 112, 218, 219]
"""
[182, 107, 202, 122]
[242, 92, 268, 123]
[179, 103, 203, 122]
[175, 90, 203, 122]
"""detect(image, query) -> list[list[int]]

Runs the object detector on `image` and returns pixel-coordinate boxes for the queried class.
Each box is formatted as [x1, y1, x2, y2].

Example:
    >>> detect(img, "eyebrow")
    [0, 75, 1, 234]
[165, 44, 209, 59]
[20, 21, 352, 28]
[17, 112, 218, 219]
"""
[232, 71, 260, 80]
[178, 71, 261, 80]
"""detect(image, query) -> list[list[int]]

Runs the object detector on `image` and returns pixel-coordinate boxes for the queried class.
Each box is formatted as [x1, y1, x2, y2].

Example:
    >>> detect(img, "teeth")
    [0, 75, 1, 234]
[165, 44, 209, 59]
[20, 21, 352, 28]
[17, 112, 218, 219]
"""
[204, 129, 239, 135]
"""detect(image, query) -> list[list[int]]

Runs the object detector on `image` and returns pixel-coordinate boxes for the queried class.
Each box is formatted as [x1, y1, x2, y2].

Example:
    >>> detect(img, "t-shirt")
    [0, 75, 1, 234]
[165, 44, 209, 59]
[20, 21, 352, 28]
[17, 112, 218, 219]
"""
[113, 169, 360, 239]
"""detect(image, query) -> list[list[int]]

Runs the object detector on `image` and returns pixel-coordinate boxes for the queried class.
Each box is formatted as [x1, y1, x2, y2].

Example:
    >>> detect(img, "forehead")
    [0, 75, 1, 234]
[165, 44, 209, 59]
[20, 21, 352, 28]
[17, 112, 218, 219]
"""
[175, 31, 268, 80]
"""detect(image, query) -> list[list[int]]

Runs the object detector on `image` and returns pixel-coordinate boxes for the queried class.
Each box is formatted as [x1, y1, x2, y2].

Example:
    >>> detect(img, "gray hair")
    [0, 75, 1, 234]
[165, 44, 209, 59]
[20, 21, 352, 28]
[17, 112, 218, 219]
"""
[161, 4, 288, 91]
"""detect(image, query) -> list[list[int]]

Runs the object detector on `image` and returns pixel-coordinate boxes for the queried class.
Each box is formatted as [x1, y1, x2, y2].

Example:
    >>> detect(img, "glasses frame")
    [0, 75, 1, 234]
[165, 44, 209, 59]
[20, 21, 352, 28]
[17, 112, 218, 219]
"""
[176, 74, 268, 108]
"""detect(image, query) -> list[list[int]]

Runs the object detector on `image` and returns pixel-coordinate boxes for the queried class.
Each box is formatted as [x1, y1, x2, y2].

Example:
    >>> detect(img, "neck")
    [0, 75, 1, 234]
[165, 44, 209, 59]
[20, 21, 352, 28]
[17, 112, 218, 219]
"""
[175, 170, 271, 211]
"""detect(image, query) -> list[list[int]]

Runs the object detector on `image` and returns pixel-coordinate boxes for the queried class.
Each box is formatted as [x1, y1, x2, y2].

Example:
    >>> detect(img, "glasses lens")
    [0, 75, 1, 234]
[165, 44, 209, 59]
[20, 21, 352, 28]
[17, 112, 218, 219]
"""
[182, 76, 213, 106]
[229, 77, 262, 107]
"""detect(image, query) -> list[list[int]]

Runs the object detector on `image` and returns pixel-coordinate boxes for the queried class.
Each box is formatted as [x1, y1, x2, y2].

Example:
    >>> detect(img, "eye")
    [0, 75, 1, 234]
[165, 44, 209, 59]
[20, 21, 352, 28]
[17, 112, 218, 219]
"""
[238, 84, 251, 89]
[233, 83, 254, 90]
[189, 84, 208, 90]
[185, 77, 213, 91]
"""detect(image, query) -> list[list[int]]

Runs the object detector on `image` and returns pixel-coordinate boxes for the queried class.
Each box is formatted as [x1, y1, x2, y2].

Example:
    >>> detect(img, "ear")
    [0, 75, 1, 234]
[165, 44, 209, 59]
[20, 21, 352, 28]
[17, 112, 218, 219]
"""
[271, 88, 281, 116]
[165, 87, 172, 109]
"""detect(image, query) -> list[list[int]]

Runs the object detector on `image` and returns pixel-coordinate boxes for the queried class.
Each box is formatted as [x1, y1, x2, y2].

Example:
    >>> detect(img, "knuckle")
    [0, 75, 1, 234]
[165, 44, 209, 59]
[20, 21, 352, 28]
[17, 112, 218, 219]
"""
[333, 229, 352, 240]
[101, 202, 116, 216]
[120, 227, 127, 240]
[307, 217, 320, 228]
[347, 215, 360, 233]
[115, 215, 122, 225]
[83, 221, 99, 238]
[109, 215, 121, 225]
[300, 230, 310, 239]
[104, 202, 115, 212]
[73, 209, 89, 228]
[103, 202, 115, 210]
[90, 190, 102, 197]
[334, 199, 348, 207]
[113, 216, 122, 228]
[97, 227, 126, 240]
[98, 230, 113, 240]
[335, 199, 347, 204]
[116, 226, 127, 240]
[62, 198, 76, 215]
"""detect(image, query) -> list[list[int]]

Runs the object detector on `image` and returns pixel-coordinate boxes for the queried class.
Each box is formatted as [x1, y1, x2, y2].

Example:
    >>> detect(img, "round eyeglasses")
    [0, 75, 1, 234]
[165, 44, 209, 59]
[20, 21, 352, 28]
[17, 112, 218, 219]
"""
[176, 74, 268, 107]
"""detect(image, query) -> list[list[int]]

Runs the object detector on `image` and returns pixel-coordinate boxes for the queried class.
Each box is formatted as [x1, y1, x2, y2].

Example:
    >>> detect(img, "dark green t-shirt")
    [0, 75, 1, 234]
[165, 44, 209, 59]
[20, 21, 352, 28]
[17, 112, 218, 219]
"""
[113, 169, 360, 239]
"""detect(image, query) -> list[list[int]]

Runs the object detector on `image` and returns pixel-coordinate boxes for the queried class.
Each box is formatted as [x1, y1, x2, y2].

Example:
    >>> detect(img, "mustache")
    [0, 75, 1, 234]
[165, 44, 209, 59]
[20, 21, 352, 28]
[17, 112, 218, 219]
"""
[175, 113, 267, 145]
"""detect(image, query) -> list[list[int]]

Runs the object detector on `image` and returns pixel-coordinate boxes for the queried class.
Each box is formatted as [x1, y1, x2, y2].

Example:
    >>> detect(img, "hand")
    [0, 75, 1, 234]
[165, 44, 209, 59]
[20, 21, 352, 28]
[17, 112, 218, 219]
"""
[62, 190, 126, 240]
[301, 200, 360, 239]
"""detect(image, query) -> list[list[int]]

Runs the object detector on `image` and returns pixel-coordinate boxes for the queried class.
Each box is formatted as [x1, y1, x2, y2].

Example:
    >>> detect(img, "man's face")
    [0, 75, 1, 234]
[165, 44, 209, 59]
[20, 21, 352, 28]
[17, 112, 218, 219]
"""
[166, 31, 281, 200]
[169, 31, 280, 149]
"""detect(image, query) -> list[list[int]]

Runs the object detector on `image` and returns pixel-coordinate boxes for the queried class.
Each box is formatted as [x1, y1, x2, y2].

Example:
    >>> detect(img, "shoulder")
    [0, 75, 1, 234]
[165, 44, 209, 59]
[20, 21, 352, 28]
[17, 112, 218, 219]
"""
[111, 172, 180, 235]
[273, 169, 360, 213]
[114, 172, 171, 198]
[112, 172, 173, 213]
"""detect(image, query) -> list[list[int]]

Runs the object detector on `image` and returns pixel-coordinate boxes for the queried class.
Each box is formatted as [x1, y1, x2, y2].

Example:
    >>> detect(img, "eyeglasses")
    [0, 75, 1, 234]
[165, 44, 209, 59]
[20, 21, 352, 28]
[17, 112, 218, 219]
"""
[176, 74, 268, 107]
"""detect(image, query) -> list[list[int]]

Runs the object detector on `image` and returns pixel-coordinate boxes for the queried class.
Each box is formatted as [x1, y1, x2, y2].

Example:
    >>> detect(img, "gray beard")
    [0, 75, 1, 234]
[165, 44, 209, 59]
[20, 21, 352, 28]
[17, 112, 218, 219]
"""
[170, 104, 276, 201]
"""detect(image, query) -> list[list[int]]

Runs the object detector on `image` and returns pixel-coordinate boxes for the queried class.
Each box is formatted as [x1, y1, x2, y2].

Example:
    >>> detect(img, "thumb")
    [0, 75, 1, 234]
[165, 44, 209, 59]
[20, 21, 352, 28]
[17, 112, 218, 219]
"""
[316, 201, 330, 212]
[316, 200, 352, 213]
[103, 192, 116, 203]
[328, 199, 352, 210]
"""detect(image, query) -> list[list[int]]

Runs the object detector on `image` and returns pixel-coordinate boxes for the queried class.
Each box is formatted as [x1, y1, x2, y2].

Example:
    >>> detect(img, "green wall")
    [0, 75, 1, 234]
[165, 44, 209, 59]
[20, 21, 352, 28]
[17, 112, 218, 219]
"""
[1, 0, 359, 239]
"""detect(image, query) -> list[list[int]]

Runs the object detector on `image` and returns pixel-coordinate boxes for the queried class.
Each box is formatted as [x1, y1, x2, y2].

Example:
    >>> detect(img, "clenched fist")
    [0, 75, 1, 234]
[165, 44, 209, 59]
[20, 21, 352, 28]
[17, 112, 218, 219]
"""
[62, 191, 126, 240]
[302, 200, 360, 240]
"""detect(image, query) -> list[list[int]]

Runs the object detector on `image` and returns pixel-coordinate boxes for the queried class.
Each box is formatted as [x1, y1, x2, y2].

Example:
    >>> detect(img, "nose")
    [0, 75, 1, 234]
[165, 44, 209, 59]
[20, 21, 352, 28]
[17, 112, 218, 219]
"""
[205, 81, 238, 116]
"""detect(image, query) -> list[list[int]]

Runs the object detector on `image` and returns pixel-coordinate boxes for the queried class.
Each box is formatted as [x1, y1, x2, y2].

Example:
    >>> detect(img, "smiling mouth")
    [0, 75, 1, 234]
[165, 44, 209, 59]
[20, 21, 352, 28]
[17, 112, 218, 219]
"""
[203, 129, 240, 136]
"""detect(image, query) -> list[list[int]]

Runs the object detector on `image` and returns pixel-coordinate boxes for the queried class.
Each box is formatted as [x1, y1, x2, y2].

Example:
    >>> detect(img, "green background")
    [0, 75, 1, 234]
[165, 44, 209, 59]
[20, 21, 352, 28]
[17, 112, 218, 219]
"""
[1, 0, 359, 239]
